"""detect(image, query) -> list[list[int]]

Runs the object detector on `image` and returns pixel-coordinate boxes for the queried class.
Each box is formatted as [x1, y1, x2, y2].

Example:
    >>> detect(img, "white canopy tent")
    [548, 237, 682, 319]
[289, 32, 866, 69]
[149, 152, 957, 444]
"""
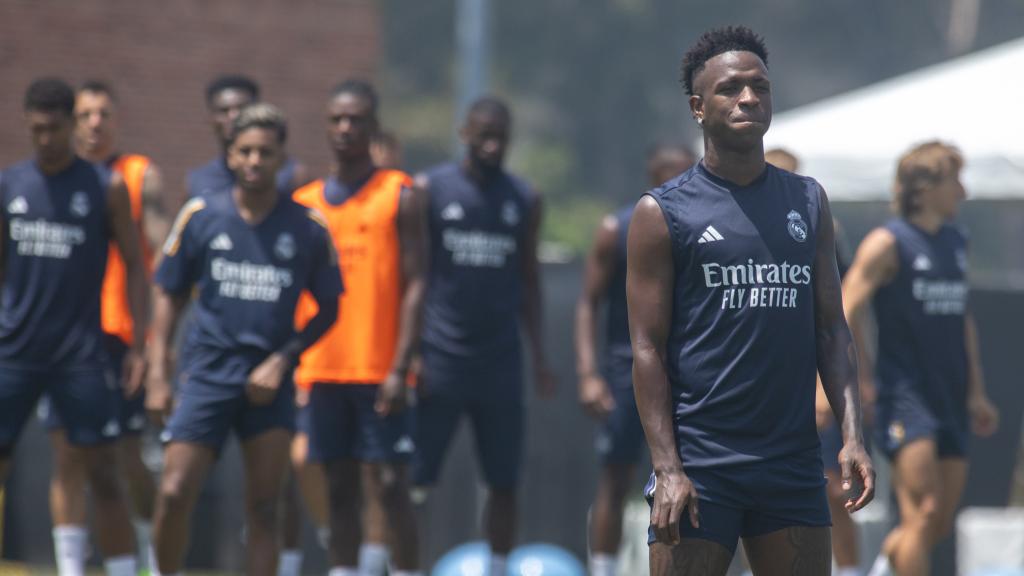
[760, 36, 1024, 200]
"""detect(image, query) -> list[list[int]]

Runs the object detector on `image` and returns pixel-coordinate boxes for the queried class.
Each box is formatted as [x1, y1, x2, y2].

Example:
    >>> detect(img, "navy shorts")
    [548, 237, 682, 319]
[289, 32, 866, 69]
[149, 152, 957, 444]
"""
[42, 336, 148, 436]
[413, 364, 523, 490]
[162, 377, 295, 452]
[644, 449, 830, 554]
[0, 364, 121, 451]
[875, 385, 967, 459]
[595, 361, 645, 465]
[307, 383, 414, 463]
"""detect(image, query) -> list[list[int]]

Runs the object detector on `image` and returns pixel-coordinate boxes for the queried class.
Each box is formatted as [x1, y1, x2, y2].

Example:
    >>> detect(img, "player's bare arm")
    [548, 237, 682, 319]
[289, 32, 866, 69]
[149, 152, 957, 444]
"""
[965, 312, 998, 436]
[108, 171, 151, 396]
[812, 187, 874, 512]
[145, 289, 187, 425]
[376, 182, 429, 416]
[521, 192, 556, 397]
[575, 215, 619, 419]
[140, 164, 171, 257]
[628, 195, 698, 545]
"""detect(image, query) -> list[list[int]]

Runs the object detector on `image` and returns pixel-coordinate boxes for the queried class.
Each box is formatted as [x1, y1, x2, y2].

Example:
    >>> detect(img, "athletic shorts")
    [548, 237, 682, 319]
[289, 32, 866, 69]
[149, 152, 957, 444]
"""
[644, 449, 830, 554]
[42, 335, 147, 436]
[595, 359, 645, 465]
[0, 364, 120, 450]
[162, 376, 295, 453]
[307, 383, 415, 463]
[413, 362, 523, 490]
[875, 385, 967, 459]
[819, 420, 873, 473]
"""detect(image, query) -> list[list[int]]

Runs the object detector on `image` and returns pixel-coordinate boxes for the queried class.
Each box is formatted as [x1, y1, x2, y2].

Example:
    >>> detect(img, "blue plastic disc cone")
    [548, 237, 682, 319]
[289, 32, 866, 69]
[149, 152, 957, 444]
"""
[432, 541, 491, 576]
[507, 543, 585, 576]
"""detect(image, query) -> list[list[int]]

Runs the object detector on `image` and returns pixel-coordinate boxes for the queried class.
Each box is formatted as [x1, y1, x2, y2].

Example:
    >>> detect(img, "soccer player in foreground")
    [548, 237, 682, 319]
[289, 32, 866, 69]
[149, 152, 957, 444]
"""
[628, 27, 874, 575]
[146, 104, 342, 576]
[0, 77, 150, 576]
[843, 142, 998, 576]
[576, 143, 694, 576]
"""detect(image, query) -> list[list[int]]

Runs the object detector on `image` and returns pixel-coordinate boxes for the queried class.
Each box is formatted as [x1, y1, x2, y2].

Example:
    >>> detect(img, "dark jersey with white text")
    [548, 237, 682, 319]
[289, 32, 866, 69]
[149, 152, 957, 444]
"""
[0, 158, 110, 369]
[155, 193, 343, 385]
[649, 162, 822, 471]
[421, 162, 534, 376]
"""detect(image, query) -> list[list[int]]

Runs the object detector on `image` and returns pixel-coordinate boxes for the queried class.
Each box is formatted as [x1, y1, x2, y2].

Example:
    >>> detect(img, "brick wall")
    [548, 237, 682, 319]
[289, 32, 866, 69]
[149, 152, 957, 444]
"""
[0, 0, 379, 209]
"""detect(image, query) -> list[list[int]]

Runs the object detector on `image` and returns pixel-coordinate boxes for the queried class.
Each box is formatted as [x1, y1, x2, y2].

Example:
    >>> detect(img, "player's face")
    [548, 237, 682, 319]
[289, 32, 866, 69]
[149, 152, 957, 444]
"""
[648, 149, 695, 186]
[461, 111, 509, 170]
[227, 127, 285, 193]
[927, 170, 967, 218]
[210, 88, 256, 146]
[691, 51, 772, 149]
[26, 109, 74, 165]
[75, 91, 117, 157]
[326, 93, 376, 160]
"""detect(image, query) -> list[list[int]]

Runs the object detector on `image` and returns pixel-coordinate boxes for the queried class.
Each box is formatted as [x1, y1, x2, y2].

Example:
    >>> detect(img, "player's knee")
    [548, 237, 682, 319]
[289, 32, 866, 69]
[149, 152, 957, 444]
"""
[907, 491, 939, 529]
[86, 461, 124, 504]
[158, 469, 197, 510]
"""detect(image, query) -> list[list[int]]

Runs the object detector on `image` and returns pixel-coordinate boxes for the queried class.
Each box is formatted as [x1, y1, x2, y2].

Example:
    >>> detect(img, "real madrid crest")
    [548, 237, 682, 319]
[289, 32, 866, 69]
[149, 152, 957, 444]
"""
[501, 200, 520, 227]
[275, 233, 296, 260]
[70, 191, 90, 218]
[786, 210, 807, 243]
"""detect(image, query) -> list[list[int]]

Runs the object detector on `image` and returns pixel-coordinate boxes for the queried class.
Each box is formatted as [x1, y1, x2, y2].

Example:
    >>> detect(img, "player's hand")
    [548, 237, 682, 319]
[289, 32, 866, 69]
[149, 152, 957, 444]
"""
[650, 467, 699, 545]
[144, 372, 173, 426]
[969, 392, 999, 437]
[838, 440, 875, 513]
[122, 347, 147, 399]
[534, 364, 557, 399]
[579, 374, 615, 420]
[375, 371, 408, 416]
[247, 352, 288, 406]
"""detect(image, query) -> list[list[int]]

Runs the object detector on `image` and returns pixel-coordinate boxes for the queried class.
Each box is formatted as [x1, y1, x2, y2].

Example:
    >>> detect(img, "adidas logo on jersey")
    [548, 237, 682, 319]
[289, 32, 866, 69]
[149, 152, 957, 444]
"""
[440, 202, 465, 221]
[912, 254, 932, 271]
[7, 196, 28, 215]
[210, 233, 233, 251]
[697, 225, 725, 244]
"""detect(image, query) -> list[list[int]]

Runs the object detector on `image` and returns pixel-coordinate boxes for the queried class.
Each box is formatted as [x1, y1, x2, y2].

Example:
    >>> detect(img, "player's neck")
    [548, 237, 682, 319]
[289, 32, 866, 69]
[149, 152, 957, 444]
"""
[36, 151, 76, 176]
[907, 210, 945, 234]
[702, 140, 765, 186]
[461, 157, 501, 184]
[333, 154, 375, 187]
[232, 185, 279, 224]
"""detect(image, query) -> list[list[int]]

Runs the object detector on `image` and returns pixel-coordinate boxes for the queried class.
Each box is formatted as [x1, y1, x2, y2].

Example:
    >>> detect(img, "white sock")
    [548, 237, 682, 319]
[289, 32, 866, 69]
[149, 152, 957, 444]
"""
[134, 520, 153, 570]
[53, 525, 88, 576]
[317, 525, 331, 550]
[104, 555, 137, 576]
[358, 542, 390, 576]
[278, 549, 303, 576]
[489, 554, 506, 576]
[836, 567, 861, 576]
[589, 553, 618, 576]
[866, 554, 891, 576]
[328, 567, 359, 576]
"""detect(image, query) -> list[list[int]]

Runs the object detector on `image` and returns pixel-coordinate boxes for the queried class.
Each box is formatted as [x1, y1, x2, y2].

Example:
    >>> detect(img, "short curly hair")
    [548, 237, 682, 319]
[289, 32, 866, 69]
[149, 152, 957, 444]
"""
[680, 26, 768, 96]
[228, 103, 287, 145]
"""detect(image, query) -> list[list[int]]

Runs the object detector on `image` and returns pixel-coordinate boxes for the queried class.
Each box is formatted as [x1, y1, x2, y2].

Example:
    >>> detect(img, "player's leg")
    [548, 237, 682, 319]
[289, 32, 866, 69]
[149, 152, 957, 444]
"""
[49, 429, 90, 576]
[117, 433, 156, 569]
[931, 457, 968, 546]
[650, 540, 733, 576]
[279, 470, 305, 576]
[152, 442, 216, 574]
[886, 437, 940, 576]
[0, 367, 48, 483]
[742, 526, 832, 575]
[241, 428, 292, 576]
[291, 428, 329, 544]
[356, 385, 419, 574]
[359, 463, 391, 576]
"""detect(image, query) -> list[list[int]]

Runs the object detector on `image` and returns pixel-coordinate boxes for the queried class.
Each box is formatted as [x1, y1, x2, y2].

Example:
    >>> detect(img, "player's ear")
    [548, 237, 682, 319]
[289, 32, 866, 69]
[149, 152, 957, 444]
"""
[689, 95, 704, 126]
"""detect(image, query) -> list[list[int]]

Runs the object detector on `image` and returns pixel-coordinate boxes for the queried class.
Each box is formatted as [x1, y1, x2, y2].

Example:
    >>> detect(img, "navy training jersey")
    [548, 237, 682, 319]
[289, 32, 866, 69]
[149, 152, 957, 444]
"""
[156, 192, 343, 385]
[650, 162, 822, 470]
[0, 157, 111, 369]
[873, 219, 969, 416]
[604, 204, 633, 364]
[421, 162, 534, 373]
[187, 156, 299, 198]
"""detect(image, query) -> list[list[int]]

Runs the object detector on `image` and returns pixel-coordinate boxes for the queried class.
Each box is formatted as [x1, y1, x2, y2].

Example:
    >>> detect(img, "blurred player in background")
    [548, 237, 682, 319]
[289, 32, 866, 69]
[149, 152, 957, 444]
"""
[43, 79, 170, 576]
[843, 141, 998, 576]
[292, 80, 426, 576]
[767, 147, 863, 576]
[630, 27, 874, 574]
[146, 104, 342, 576]
[575, 143, 694, 576]
[413, 97, 556, 576]
[371, 131, 403, 170]
[0, 77, 150, 576]
[187, 75, 309, 198]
